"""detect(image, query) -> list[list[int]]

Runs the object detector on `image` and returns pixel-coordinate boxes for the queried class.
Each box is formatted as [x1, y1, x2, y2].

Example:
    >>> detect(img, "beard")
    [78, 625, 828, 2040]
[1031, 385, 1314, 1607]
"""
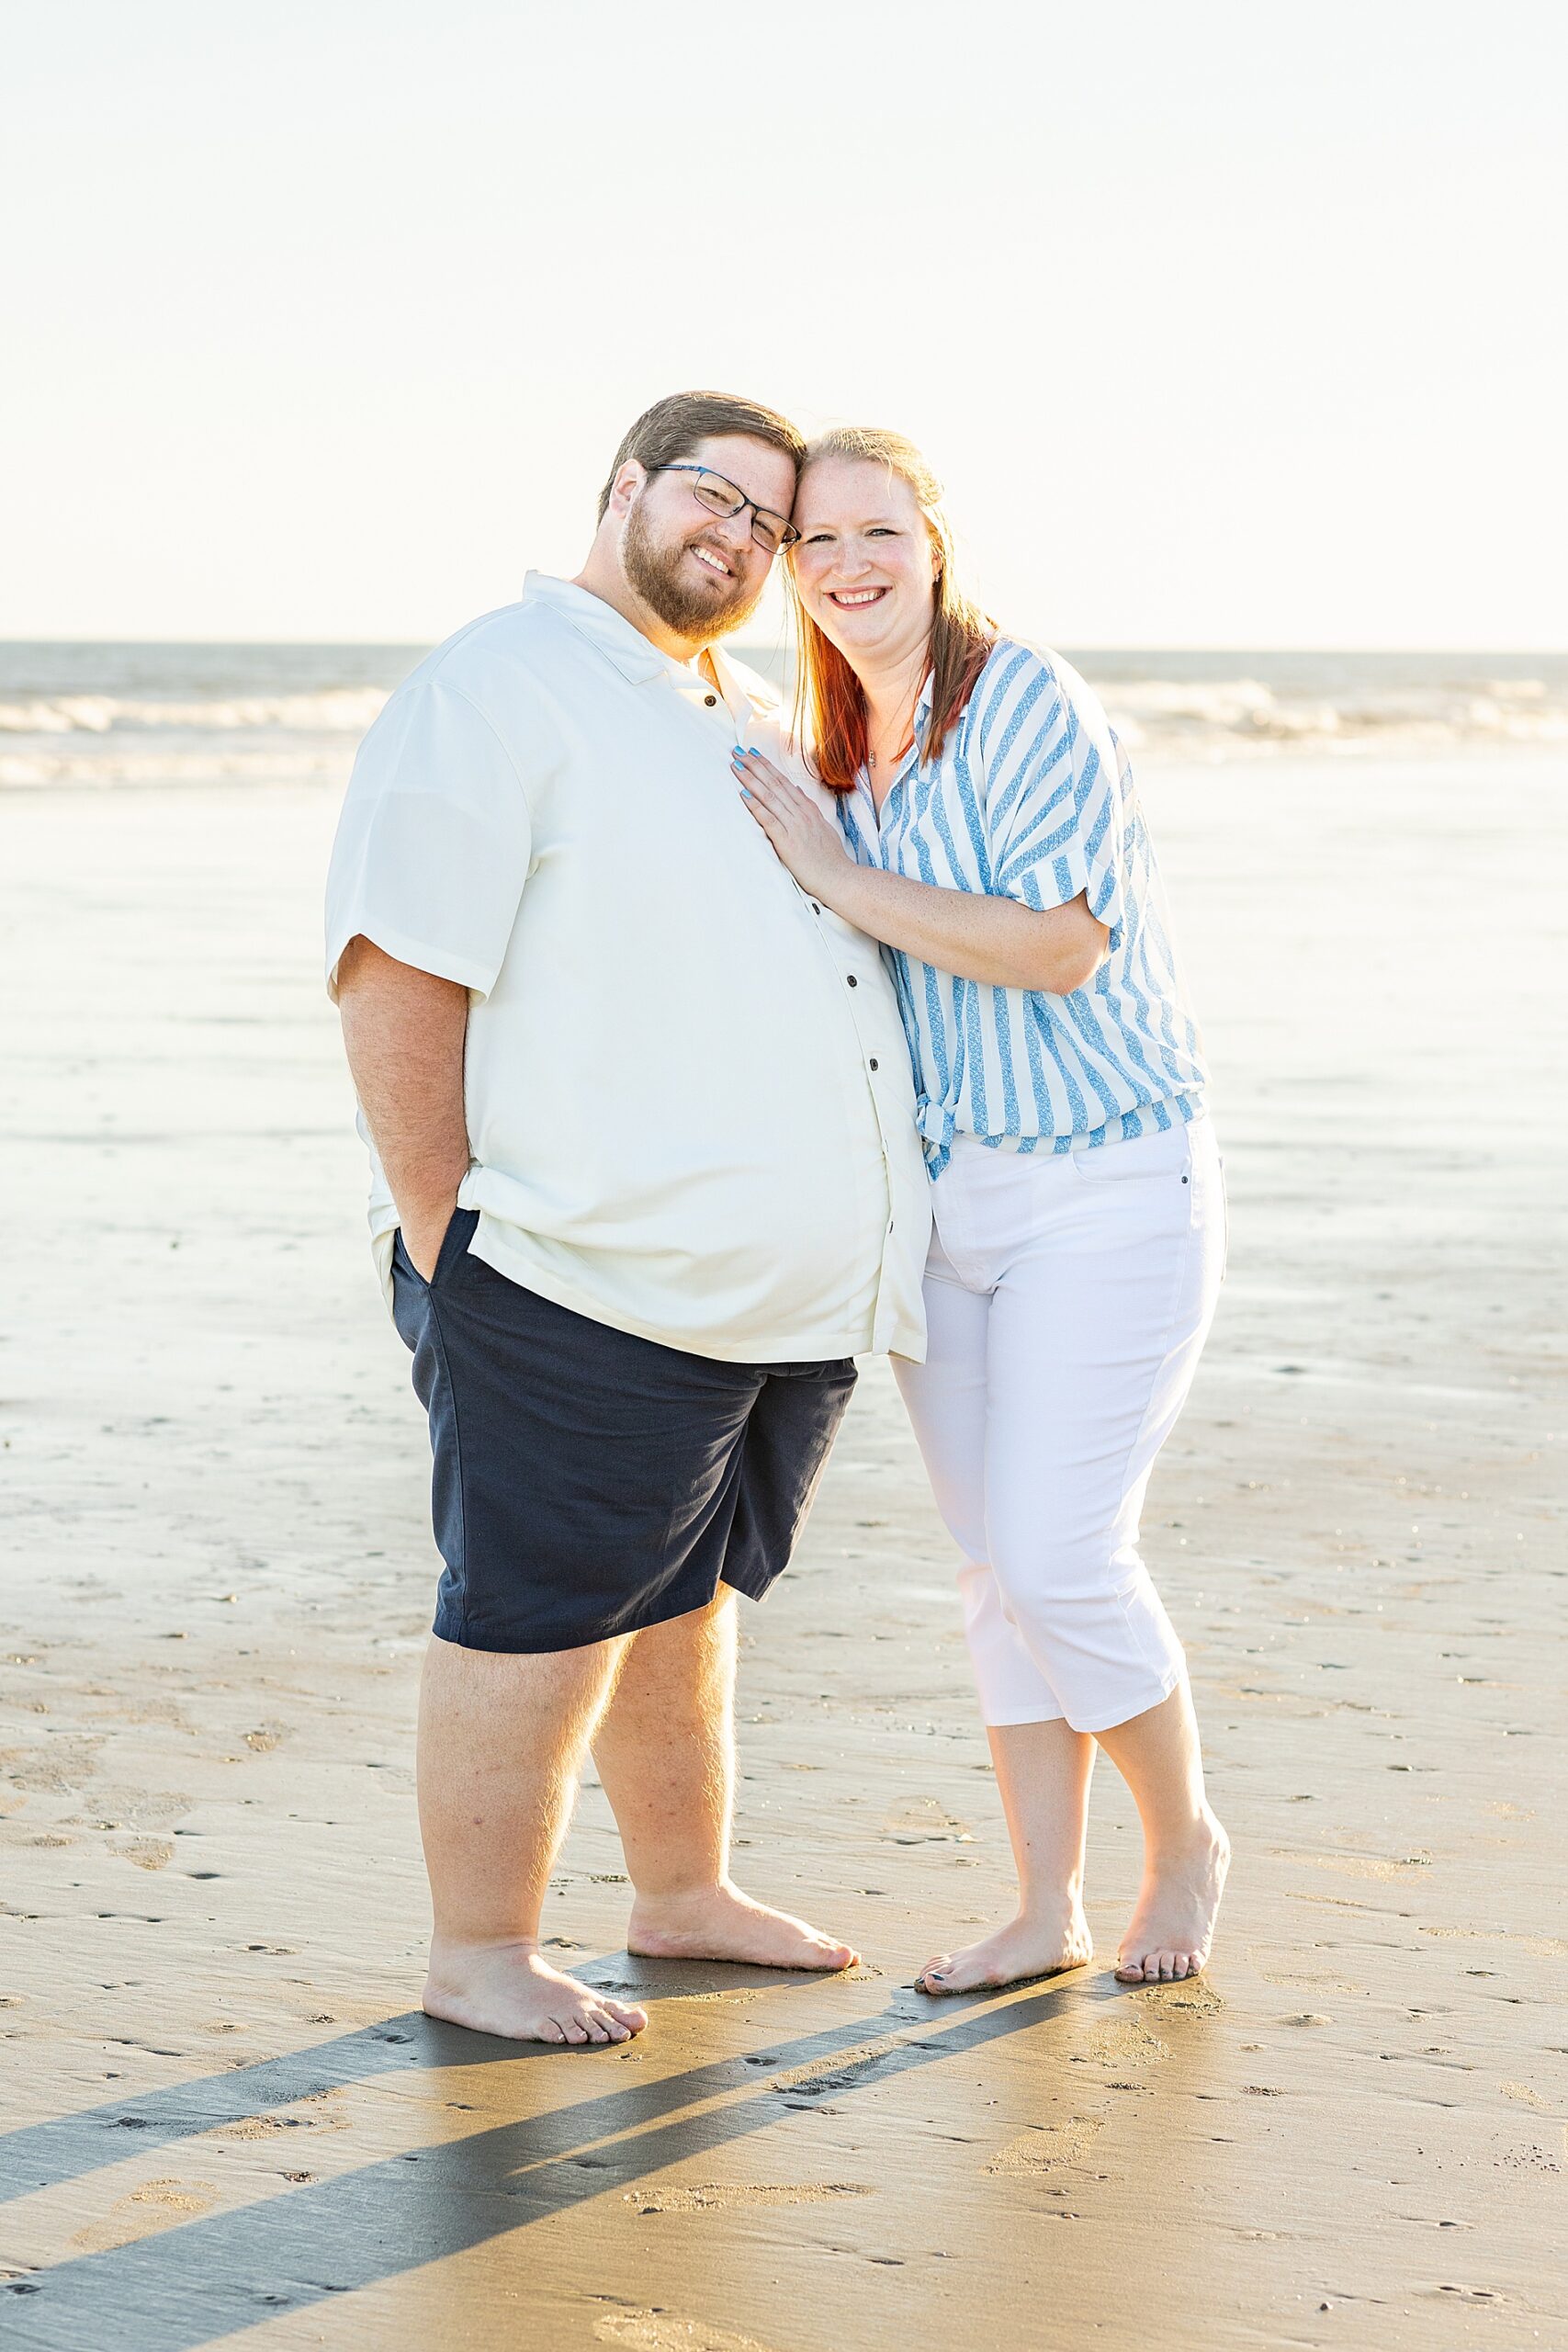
[622, 498, 764, 642]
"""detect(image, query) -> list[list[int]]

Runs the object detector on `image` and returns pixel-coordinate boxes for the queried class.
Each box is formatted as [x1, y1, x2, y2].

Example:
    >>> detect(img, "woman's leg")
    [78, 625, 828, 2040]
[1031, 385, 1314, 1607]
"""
[1094, 1680, 1229, 1982]
[897, 1228, 1094, 1992]
[978, 1118, 1229, 1981]
[915, 1718, 1096, 1993]
[895, 1235, 1064, 1726]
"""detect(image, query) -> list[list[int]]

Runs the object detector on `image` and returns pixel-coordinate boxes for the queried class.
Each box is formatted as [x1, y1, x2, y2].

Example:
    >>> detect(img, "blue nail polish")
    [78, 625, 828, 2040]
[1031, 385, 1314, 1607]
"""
[748, 744, 761, 754]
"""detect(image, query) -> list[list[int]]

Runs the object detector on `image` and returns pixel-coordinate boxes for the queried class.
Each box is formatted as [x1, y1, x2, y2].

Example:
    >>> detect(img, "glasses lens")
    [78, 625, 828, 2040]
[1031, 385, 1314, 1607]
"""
[693, 471, 740, 518]
[750, 514, 788, 554]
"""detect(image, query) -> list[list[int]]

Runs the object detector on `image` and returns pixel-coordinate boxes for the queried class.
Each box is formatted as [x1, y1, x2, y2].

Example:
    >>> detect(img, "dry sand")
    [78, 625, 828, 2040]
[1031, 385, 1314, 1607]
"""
[1, 752, 1564, 2350]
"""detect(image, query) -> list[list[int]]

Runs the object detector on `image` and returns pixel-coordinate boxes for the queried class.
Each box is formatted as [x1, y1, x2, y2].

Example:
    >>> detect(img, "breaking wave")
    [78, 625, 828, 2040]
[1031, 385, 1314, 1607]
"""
[0, 689, 389, 737]
[1, 646, 1563, 785]
[0, 750, 345, 789]
[1103, 675, 1568, 755]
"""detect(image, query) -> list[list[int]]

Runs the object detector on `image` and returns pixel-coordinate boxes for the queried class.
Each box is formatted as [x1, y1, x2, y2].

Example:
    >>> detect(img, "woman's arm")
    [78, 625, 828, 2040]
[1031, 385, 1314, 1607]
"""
[733, 749, 1107, 996]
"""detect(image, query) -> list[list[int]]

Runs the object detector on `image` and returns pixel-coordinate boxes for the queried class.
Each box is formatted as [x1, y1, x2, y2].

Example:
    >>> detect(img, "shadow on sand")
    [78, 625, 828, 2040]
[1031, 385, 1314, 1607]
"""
[0, 1956, 1133, 2348]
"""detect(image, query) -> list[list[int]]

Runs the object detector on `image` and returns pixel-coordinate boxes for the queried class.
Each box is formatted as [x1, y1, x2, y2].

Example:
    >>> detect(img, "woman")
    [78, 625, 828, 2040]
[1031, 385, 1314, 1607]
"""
[733, 426, 1228, 1990]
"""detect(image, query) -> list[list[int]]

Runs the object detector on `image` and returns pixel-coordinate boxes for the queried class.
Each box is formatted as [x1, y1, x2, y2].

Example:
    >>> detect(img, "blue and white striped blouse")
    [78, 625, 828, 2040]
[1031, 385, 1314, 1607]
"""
[837, 638, 1208, 1175]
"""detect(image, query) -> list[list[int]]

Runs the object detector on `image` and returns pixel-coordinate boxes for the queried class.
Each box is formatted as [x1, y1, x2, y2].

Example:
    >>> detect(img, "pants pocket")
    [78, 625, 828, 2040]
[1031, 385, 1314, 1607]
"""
[1069, 1123, 1194, 1185]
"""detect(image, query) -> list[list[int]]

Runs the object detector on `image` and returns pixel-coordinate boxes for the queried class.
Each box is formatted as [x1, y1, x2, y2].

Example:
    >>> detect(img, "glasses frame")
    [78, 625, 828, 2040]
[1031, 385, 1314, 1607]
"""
[649, 463, 799, 553]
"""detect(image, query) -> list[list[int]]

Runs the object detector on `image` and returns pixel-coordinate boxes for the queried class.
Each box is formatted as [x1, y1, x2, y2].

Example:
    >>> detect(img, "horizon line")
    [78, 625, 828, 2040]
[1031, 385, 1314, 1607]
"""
[3, 637, 1565, 658]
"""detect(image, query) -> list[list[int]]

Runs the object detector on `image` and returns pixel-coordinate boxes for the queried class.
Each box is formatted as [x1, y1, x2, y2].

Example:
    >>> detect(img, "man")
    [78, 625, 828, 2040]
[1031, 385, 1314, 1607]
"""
[325, 390, 928, 2045]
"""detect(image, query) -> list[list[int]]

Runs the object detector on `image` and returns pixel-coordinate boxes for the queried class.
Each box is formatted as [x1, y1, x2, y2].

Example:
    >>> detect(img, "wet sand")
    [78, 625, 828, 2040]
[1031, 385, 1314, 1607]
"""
[2, 752, 1564, 2349]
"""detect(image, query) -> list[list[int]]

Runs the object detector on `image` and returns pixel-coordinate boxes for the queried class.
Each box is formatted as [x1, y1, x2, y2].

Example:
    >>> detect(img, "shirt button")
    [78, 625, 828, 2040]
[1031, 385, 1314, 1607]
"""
[869, 1057, 879, 1070]
[847, 974, 859, 987]
[704, 694, 717, 707]
[810, 901, 821, 914]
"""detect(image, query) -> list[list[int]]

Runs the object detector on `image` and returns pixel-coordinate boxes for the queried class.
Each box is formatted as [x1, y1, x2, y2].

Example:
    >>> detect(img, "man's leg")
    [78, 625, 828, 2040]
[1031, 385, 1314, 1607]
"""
[419, 1633, 650, 2043]
[591, 1589, 858, 1971]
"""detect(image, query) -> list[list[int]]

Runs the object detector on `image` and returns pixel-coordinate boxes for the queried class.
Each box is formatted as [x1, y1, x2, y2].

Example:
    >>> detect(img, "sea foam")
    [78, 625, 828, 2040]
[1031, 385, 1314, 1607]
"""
[1, 647, 1564, 786]
[0, 689, 389, 736]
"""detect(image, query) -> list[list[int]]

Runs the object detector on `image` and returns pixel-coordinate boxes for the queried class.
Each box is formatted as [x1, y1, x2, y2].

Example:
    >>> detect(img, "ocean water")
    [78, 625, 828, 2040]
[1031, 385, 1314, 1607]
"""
[1, 641, 1564, 790]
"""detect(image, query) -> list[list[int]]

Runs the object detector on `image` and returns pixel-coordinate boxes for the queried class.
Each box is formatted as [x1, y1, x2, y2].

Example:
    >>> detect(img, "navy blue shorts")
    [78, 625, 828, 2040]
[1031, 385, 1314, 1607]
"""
[390, 1210, 857, 1653]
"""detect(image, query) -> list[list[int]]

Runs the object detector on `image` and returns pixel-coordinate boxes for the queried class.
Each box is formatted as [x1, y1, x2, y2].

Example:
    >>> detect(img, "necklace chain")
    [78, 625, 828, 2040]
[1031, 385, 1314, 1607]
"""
[866, 685, 919, 771]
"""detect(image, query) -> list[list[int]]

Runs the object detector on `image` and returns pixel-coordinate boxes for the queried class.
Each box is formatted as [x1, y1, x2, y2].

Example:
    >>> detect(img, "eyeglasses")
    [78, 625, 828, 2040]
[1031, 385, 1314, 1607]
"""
[650, 464, 799, 555]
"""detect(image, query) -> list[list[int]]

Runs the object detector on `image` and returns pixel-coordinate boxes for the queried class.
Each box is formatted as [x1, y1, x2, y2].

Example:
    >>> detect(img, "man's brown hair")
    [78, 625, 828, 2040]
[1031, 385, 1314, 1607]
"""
[596, 390, 807, 521]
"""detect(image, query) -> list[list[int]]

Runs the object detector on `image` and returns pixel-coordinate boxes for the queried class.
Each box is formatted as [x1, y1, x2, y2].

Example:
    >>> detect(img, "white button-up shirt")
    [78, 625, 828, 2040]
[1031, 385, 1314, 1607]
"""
[324, 573, 928, 1363]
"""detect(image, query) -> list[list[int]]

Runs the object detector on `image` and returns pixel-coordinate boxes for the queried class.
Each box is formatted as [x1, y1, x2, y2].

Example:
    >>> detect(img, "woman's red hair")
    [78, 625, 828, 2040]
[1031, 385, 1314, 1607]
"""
[785, 425, 995, 791]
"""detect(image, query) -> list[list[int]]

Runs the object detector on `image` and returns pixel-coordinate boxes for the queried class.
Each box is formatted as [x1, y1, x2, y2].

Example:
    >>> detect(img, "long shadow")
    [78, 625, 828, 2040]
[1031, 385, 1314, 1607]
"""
[0, 1956, 822, 2206]
[0, 1970, 1122, 2350]
[0, 2018, 430, 2207]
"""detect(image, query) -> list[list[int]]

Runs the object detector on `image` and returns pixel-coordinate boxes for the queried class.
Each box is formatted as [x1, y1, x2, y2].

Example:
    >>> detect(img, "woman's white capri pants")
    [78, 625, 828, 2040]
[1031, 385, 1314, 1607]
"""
[896, 1114, 1225, 1736]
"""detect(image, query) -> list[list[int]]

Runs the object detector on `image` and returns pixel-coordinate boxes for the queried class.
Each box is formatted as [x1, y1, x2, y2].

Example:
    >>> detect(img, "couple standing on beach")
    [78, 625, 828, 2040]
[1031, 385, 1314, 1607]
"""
[324, 389, 1229, 2047]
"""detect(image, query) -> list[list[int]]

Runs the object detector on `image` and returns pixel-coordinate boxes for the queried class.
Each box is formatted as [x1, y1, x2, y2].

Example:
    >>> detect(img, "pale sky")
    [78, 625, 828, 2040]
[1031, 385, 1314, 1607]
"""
[4, 0, 1564, 647]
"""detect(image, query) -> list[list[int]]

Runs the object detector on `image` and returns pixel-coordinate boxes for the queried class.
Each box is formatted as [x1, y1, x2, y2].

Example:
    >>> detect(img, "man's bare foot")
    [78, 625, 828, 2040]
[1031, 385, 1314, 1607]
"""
[916, 1904, 1092, 1996]
[423, 1939, 649, 2044]
[627, 1881, 858, 1972]
[1115, 1810, 1230, 1983]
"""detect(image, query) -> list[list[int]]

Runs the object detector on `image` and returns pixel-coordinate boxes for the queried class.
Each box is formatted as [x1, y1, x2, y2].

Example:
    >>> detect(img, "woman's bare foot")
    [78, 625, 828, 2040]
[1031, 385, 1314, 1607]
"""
[627, 1882, 858, 1972]
[1115, 1810, 1230, 1983]
[423, 1939, 649, 2044]
[916, 1903, 1092, 1996]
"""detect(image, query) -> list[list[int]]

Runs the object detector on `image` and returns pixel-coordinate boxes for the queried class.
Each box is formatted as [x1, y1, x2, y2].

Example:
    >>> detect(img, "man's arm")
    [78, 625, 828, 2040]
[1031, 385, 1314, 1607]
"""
[336, 936, 471, 1280]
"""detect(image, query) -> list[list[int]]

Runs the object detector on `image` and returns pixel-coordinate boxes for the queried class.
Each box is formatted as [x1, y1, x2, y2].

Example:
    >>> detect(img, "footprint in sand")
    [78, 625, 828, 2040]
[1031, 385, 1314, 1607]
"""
[1249, 1950, 1362, 1992]
[764, 2040, 902, 2098]
[880, 1796, 974, 1845]
[2, 1735, 104, 1793]
[90, 1787, 191, 1836]
[987, 2112, 1107, 2178]
[1135, 1978, 1225, 2018]
[987, 2005, 1193, 2181]
[1296, 1850, 1434, 1880]
[1423, 1928, 1568, 1959]
[1082, 2008, 1176, 2065]
[214, 2090, 348, 2140]
[594, 2308, 781, 2351]
[623, 2183, 873, 2215]
[71, 2178, 220, 2253]
[113, 1836, 174, 1871]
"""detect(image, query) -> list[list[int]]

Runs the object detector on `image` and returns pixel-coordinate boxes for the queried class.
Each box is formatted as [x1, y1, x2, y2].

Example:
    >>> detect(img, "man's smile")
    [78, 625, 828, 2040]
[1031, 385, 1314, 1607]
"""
[689, 541, 736, 581]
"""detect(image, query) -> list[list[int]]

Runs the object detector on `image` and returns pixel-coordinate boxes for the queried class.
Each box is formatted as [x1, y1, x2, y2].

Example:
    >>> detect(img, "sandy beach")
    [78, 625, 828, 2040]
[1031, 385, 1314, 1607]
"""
[2, 744, 1565, 2349]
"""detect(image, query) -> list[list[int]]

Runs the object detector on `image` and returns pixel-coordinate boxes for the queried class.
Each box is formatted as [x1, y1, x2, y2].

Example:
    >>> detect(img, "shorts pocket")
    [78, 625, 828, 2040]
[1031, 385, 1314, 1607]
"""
[394, 1205, 477, 1290]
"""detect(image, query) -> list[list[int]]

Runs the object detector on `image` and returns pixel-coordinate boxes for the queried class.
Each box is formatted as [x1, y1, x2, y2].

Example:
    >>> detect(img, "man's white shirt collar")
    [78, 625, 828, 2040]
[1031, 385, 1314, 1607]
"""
[521, 571, 773, 716]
